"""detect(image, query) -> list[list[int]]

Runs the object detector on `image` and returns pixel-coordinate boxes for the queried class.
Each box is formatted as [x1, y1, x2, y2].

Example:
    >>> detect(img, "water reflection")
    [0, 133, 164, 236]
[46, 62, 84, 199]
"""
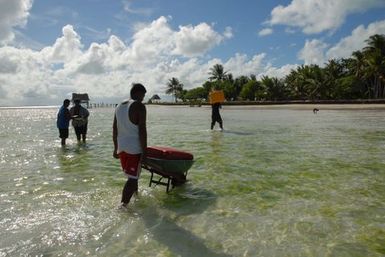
[210, 131, 223, 151]
[57, 144, 91, 173]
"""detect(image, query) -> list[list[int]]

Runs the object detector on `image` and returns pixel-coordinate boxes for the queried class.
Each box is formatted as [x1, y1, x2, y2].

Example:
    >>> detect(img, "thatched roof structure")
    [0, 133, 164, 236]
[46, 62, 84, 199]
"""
[72, 93, 90, 107]
[150, 94, 161, 100]
[72, 93, 90, 102]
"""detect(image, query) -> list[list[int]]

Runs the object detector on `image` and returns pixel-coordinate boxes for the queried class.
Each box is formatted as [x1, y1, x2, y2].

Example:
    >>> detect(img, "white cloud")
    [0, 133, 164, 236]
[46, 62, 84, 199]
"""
[268, 0, 385, 34]
[0, 0, 33, 44]
[258, 28, 273, 37]
[0, 16, 237, 106]
[261, 64, 298, 79]
[225, 53, 266, 77]
[327, 20, 385, 59]
[173, 22, 224, 57]
[297, 20, 385, 66]
[0, 50, 19, 73]
[128, 16, 174, 64]
[223, 26, 233, 39]
[0, 46, 62, 105]
[62, 35, 128, 75]
[2, 6, 336, 107]
[41, 25, 83, 63]
[124, 16, 227, 60]
[122, 0, 153, 16]
[0, 84, 7, 99]
[298, 39, 328, 65]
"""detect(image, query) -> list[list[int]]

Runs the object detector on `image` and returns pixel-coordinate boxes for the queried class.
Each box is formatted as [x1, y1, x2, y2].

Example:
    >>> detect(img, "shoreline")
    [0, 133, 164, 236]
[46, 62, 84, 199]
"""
[149, 99, 385, 106]
[147, 99, 385, 110]
[148, 103, 385, 110]
[220, 104, 385, 110]
[2, 99, 385, 110]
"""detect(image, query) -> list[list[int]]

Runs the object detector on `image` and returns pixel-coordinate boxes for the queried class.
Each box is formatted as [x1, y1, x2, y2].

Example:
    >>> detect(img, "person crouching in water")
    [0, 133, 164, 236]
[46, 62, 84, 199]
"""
[70, 99, 90, 143]
[211, 102, 223, 130]
[113, 83, 147, 208]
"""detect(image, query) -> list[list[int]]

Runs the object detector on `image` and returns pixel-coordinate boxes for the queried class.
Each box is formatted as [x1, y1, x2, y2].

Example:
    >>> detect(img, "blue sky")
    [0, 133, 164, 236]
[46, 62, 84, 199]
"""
[1, 0, 385, 106]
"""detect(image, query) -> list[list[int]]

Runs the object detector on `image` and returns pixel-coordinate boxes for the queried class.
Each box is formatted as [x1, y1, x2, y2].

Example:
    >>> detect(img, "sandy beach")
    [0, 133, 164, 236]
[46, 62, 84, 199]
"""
[150, 103, 385, 111]
[220, 103, 385, 110]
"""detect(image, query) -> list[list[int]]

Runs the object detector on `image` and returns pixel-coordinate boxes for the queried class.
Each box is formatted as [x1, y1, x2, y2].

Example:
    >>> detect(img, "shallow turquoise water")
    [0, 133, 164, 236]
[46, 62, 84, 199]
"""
[0, 105, 384, 256]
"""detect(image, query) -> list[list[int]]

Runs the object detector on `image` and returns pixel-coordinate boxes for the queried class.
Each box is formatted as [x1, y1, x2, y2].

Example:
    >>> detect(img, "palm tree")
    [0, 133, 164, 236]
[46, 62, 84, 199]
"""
[261, 76, 288, 100]
[233, 75, 249, 99]
[350, 51, 367, 78]
[208, 64, 228, 81]
[304, 65, 325, 100]
[363, 34, 385, 98]
[249, 74, 257, 81]
[285, 65, 310, 99]
[226, 73, 234, 84]
[364, 34, 385, 55]
[346, 51, 372, 98]
[285, 65, 325, 100]
[322, 59, 344, 99]
[240, 80, 259, 100]
[166, 77, 184, 102]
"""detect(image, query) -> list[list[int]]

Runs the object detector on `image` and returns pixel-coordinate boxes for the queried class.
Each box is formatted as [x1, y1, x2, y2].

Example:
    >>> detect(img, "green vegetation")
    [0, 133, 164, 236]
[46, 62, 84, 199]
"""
[164, 34, 385, 103]
[165, 77, 184, 103]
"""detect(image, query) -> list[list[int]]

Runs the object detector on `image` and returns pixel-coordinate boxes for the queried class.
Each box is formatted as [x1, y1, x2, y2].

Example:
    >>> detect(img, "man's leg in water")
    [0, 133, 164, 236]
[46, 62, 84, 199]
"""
[121, 178, 138, 206]
[82, 124, 87, 143]
[75, 127, 81, 141]
[218, 116, 223, 130]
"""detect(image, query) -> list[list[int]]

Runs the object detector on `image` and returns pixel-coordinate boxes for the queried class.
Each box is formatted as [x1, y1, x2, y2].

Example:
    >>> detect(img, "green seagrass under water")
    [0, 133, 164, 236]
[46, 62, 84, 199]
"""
[0, 105, 384, 256]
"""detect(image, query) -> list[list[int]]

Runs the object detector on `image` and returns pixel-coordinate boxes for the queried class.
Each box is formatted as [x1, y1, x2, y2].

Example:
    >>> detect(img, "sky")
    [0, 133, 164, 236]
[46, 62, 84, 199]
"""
[0, 0, 385, 106]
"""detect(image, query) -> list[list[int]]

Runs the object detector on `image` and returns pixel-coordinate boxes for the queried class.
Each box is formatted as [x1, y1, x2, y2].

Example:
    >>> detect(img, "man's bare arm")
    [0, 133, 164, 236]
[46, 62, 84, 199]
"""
[112, 115, 119, 158]
[137, 103, 147, 155]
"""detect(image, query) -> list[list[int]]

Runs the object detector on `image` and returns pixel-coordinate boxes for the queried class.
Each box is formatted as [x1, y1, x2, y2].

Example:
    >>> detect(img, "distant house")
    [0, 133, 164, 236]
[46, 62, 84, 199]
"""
[149, 94, 161, 103]
[72, 93, 90, 108]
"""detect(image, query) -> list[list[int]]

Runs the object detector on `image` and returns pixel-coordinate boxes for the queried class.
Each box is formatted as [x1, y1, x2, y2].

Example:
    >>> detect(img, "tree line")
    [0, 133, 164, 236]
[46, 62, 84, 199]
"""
[163, 34, 385, 103]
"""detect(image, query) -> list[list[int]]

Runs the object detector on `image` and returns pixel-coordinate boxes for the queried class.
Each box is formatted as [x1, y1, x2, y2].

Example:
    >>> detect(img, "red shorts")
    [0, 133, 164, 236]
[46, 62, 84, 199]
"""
[119, 152, 142, 179]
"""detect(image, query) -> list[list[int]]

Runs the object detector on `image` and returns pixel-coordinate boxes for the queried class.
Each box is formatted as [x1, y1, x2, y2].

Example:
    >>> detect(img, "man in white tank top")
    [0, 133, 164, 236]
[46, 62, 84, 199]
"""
[113, 83, 147, 208]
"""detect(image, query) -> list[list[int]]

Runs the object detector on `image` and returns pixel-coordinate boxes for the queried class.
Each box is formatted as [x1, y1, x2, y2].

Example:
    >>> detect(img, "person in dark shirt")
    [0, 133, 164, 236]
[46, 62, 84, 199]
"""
[70, 100, 90, 143]
[57, 99, 71, 146]
[211, 103, 223, 130]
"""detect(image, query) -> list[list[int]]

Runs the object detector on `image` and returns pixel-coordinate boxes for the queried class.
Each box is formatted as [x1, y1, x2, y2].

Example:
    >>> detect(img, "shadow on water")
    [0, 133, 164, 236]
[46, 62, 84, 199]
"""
[140, 187, 233, 257]
[203, 129, 254, 136]
[221, 130, 254, 136]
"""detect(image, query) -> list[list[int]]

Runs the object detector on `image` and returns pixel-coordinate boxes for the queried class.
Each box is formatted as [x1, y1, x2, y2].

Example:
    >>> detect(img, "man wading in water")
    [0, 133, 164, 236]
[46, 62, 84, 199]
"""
[56, 99, 72, 146]
[113, 83, 147, 209]
[211, 102, 223, 130]
[70, 100, 89, 143]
